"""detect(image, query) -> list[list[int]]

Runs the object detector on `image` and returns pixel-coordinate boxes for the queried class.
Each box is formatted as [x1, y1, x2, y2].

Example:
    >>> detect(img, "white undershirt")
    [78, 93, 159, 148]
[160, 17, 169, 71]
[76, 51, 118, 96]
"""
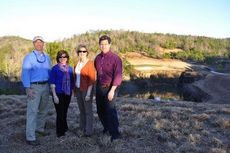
[75, 60, 88, 88]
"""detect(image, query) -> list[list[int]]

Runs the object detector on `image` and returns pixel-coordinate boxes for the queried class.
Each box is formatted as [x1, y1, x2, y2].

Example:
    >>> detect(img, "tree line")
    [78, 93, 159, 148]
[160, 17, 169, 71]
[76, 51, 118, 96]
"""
[0, 30, 230, 81]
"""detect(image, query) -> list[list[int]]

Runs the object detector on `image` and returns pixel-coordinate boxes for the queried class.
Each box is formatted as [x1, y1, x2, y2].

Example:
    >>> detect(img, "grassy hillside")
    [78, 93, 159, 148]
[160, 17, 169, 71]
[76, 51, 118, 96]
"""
[0, 30, 230, 81]
[60, 30, 230, 65]
[0, 95, 229, 153]
[0, 36, 33, 80]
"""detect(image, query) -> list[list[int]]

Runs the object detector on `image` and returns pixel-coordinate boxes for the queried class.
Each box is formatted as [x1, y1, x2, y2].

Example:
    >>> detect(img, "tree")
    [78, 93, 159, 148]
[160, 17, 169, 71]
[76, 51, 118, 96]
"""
[46, 42, 62, 64]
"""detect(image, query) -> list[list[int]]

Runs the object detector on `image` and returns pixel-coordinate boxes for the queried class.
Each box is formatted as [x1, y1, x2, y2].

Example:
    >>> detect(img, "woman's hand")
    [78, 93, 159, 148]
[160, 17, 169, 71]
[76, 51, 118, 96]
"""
[85, 95, 90, 101]
[53, 94, 59, 104]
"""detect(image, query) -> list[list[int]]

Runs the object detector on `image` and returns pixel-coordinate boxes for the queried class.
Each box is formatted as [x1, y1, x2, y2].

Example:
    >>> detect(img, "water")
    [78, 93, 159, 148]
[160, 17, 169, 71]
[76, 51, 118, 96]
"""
[118, 78, 180, 100]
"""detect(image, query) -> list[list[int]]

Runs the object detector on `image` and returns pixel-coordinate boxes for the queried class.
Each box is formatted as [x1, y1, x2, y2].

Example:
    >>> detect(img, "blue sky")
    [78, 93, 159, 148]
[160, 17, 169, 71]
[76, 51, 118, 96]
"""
[0, 0, 229, 41]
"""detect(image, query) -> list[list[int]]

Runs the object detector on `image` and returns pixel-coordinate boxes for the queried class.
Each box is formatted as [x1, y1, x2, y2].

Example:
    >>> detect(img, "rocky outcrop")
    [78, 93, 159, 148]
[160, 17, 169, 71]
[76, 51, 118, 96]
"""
[178, 71, 208, 102]
[178, 70, 230, 104]
[181, 84, 210, 102]
[194, 73, 230, 104]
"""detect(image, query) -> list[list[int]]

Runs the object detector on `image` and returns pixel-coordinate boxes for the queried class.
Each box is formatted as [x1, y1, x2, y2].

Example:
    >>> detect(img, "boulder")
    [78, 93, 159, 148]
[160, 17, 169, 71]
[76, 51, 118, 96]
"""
[178, 70, 230, 104]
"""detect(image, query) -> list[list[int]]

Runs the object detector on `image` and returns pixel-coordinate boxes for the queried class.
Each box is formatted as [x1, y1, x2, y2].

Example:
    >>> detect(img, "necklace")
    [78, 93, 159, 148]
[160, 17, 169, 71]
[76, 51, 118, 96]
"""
[33, 51, 46, 63]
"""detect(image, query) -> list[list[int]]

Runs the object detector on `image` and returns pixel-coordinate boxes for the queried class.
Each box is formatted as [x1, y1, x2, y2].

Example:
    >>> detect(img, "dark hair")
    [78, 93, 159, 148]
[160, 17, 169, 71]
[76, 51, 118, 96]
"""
[99, 35, 111, 44]
[56, 50, 69, 63]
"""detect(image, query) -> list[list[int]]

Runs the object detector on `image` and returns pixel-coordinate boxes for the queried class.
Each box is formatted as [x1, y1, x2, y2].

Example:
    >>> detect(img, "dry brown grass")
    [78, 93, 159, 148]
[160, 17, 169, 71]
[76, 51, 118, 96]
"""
[123, 52, 190, 79]
[0, 95, 229, 153]
[216, 119, 230, 129]
[191, 113, 210, 121]
[125, 52, 190, 72]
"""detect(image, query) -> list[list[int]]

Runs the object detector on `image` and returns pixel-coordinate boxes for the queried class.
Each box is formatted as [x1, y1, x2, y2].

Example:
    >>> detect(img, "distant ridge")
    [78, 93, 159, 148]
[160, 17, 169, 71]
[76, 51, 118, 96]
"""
[0, 30, 229, 81]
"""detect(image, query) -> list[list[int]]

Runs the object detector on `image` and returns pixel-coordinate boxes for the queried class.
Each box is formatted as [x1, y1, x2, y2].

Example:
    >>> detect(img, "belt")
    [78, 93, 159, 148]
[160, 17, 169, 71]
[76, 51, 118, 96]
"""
[98, 84, 110, 88]
[31, 81, 48, 85]
[97, 82, 111, 88]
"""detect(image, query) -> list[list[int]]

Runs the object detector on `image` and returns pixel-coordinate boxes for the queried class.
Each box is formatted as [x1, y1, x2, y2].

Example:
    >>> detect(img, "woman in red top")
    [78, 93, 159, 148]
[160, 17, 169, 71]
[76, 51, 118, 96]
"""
[74, 44, 96, 136]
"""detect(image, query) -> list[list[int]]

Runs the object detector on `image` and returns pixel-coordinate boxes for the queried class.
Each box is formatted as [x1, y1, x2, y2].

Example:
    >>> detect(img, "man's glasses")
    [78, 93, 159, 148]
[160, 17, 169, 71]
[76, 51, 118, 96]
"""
[78, 50, 87, 53]
[33, 51, 46, 63]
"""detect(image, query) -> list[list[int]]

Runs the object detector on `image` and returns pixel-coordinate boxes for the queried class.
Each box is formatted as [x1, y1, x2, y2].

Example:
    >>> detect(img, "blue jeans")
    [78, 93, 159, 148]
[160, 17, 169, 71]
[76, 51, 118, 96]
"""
[26, 84, 50, 141]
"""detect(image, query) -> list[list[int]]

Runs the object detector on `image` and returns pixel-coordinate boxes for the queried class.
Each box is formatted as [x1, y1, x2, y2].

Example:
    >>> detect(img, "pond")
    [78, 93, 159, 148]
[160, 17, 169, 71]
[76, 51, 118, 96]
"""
[118, 77, 181, 100]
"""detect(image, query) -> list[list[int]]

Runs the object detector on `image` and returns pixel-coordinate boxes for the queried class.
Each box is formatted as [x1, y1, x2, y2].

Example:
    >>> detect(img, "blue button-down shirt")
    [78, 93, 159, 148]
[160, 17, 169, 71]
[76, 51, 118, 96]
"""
[21, 50, 52, 88]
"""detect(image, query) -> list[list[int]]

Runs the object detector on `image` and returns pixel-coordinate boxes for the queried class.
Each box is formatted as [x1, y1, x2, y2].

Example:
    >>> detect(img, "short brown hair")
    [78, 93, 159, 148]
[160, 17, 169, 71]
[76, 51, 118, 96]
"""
[99, 35, 111, 44]
[56, 50, 69, 63]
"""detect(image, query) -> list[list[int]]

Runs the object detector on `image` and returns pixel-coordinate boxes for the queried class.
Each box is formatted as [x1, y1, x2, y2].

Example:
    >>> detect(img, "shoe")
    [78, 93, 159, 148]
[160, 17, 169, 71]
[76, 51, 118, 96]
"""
[57, 133, 65, 138]
[83, 133, 92, 137]
[110, 134, 121, 142]
[102, 129, 108, 134]
[64, 127, 68, 132]
[26, 140, 40, 146]
[36, 131, 50, 136]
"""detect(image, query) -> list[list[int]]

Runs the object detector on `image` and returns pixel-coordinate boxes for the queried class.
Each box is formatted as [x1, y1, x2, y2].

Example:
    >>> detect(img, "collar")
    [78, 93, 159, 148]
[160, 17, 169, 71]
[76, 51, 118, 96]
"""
[33, 50, 44, 54]
[101, 50, 112, 57]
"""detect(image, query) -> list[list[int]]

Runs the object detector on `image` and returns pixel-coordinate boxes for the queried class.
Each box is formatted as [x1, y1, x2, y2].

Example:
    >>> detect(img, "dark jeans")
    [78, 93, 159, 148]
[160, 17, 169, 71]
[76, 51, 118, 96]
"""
[53, 93, 71, 136]
[96, 84, 120, 137]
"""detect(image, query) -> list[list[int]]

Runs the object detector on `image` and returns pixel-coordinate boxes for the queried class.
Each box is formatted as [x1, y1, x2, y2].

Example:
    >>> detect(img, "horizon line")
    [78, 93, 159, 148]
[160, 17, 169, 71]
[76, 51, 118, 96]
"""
[0, 29, 229, 42]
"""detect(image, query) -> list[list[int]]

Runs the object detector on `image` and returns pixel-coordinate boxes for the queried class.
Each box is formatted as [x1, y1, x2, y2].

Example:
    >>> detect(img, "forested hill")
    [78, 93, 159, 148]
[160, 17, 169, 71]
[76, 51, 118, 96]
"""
[0, 36, 33, 53]
[60, 30, 230, 61]
[0, 30, 230, 81]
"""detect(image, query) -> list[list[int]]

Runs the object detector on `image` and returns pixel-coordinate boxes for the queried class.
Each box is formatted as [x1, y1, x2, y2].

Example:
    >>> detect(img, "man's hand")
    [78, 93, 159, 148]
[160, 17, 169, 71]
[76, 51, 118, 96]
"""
[26, 88, 35, 100]
[108, 86, 117, 102]
[108, 90, 115, 101]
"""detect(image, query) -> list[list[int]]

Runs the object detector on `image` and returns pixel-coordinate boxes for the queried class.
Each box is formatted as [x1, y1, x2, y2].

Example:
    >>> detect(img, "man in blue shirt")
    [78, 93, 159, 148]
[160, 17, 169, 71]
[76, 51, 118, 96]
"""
[21, 36, 51, 146]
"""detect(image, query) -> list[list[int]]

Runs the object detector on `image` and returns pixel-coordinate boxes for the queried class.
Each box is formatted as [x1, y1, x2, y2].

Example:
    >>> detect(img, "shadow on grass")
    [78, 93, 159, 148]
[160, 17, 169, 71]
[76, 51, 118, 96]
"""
[118, 73, 181, 100]
[0, 72, 24, 95]
[1, 71, 181, 100]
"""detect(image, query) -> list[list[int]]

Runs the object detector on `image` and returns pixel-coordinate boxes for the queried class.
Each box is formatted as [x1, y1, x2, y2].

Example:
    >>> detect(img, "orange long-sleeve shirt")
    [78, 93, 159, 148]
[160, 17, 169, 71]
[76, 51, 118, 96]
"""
[74, 60, 96, 91]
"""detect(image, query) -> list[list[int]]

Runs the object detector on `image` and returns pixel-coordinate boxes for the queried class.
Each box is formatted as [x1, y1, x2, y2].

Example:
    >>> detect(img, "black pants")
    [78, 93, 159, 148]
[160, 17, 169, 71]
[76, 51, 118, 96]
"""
[96, 85, 120, 137]
[53, 93, 71, 136]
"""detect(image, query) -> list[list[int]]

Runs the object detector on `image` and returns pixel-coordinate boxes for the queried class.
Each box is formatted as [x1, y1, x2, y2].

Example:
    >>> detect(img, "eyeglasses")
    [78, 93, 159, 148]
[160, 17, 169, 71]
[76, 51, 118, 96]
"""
[78, 50, 87, 53]
[59, 56, 67, 58]
[33, 51, 46, 63]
